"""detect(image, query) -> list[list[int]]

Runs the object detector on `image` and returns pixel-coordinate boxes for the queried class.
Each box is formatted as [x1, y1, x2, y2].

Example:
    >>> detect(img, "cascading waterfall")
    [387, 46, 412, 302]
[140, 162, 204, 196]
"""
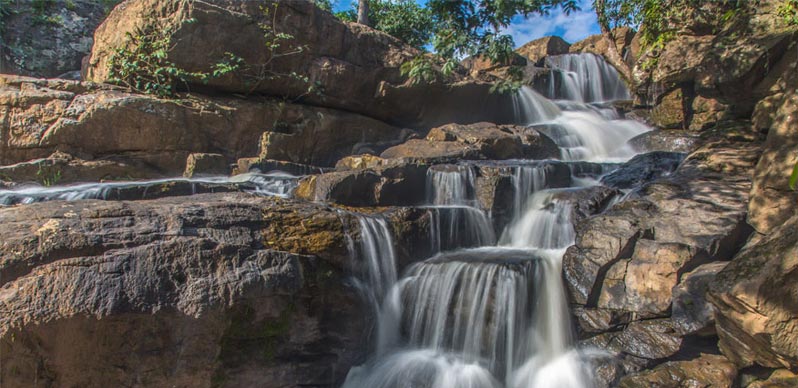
[545, 53, 631, 103]
[0, 171, 299, 206]
[343, 50, 649, 388]
[425, 165, 496, 251]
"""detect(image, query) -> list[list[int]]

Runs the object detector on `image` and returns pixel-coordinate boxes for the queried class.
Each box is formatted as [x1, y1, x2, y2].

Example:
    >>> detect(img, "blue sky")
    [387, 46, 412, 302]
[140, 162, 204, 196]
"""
[331, 0, 600, 46]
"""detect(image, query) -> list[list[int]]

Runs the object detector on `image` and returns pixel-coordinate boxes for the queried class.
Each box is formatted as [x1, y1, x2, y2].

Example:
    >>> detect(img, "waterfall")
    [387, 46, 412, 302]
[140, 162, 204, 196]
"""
[426, 165, 496, 251]
[545, 53, 631, 103]
[343, 46, 650, 388]
[0, 172, 299, 206]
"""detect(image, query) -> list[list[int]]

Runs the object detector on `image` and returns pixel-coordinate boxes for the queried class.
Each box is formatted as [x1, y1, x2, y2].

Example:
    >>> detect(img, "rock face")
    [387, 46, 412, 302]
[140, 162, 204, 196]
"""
[0, 193, 437, 387]
[0, 75, 404, 174]
[708, 214, 798, 370]
[747, 66, 798, 234]
[83, 0, 518, 128]
[564, 135, 761, 381]
[600, 151, 686, 189]
[0, 194, 371, 387]
[0, 0, 113, 78]
[380, 122, 559, 163]
[516, 36, 571, 65]
[617, 354, 737, 388]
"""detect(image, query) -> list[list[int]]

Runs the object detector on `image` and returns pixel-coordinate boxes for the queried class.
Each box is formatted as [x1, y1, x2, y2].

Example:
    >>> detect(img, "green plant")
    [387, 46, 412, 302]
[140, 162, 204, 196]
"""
[790, 160, 798, 190]
[36, 164, 61, 187]
[108, 16, 241, 98]
[779, 0, 798, 25]
[65, 0, 77, 11]
[336, 0, 434, 48]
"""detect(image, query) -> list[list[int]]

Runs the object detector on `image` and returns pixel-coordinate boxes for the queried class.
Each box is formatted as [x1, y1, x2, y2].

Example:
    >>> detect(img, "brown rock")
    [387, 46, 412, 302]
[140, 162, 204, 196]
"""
[183, 153, 229, 177]
[380, 139, 482, 162]
[628, 130, 702, 154]
[0, 193, 372, 387]
[0, 75, 403, 172]
[618, 354, 737, 388]
[748, 81, 798, 235]
[748, 369, 798, 388]
[516, 36, 571, 65]
[709, 214, 798, 370]
[0, 151, 160, 185]
[650, 88, 687, 129]
[671, 262, 728, 336]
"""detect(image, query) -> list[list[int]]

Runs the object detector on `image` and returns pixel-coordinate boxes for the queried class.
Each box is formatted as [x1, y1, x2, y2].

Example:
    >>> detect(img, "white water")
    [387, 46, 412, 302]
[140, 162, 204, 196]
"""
[0, 171, 299, 206]
[545, 53, 631, 103]
[343, 53, 646, 388]
[426, 165, 496, 251]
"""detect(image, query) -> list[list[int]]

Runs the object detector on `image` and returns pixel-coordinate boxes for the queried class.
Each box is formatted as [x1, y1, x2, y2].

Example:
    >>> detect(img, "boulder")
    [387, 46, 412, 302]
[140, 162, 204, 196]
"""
[570, 27, 637, 69]
[649, 88, 687, 129]
[600, 151, 686, 189]
[0, 194, 373, 387]
[0, 75, 404, 173]
[380, 122, 558, 163]
[84, 0, 521, 128]
[617, 354, 737, 388]
[582, 319, 683, 363]
[183, 153, 230, 178]
[0, 151, 162, 185]
[235, 158, 325, 176]
[597, 240, 696, 318]
[671, 262, 728, 336]
[748, 369, 798, 388]
[516, 36, 571, 65]
[708, 214, 798, 370]
[747, 77, 798, 234]
[335, 154, 389, 171]
[628, 130, 702, 154]
[295, 162, 428, 207]
[0, 0, 110, 78]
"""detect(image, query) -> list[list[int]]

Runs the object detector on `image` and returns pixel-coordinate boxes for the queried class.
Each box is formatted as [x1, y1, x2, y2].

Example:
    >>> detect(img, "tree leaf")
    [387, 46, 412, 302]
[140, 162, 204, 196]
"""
[790, 161, 798, 190]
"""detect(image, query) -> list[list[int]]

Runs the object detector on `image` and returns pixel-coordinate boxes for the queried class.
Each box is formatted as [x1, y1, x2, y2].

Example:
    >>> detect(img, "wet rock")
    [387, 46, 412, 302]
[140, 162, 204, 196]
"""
[549, 185, 622, 224]
[516, 36, 571, 65]
[0, 194, 371, 387]
[295, 163, 427, 207]
[671, 262, 728, 336]
[617, 353, 737, 388]
[600, 151, 686, 189]
[0, 151, 162, 185]
[380, 139, 482, 162]
[572, 307, 631, 335]
[335, 154, 389, 171]
[708, 214, 798, 370]
[583, 319, 683, 362]
[565, 140, 759, 307]
[236, 158, 325, 176]
[628, 130, 702, 154]
[184, 153, 230, 178]
[650, 88, 687, 129]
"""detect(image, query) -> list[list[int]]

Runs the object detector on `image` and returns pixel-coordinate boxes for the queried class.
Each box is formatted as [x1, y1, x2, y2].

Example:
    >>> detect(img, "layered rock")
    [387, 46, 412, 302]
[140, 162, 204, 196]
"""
[516, 36, 571, 65]
[84, 0, 519, 128]
[708, 214, 798, 370]
[0, 75, 404, 177]
[0, 193, 439, 387]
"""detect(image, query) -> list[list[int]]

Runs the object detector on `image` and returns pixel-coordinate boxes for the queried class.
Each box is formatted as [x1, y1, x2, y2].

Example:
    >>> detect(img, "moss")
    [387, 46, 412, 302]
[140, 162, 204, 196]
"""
[217, 301, 296, 368]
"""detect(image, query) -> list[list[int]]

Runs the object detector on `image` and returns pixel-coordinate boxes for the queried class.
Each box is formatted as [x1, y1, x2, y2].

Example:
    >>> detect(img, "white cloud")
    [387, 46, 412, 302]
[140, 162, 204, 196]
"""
[502, 0, 601, 47]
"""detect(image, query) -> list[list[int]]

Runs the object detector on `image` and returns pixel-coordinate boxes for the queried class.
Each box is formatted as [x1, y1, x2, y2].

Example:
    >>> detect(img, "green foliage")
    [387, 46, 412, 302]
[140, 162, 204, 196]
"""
[36, 164, 61, 187]
[107, 18, 224, 98]
[335, 0, 434, 48]
[313, 0, 333, 12]
[400, 55, 442, 84]
[778, 0, 798, 25]
[790, 161, 798, 190]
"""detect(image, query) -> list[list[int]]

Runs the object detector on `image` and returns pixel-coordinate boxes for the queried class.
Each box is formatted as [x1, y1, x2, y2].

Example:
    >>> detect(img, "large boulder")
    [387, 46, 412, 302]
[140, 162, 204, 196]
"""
[600, 151, 686, 189]
[0, 0, 112, 78]
[708, 214, 798, 370]
[84, 0, 520, 128]
[380, 122, 559, 163]
[0, 75, 404, 175]
[516, 36, 571, 65]
[628, 130, 702, 154]
[747, 68, 798, 235]
[0, 193, 437, 387]
[617, 354, 737, 388]
[0, 194, 371, 387]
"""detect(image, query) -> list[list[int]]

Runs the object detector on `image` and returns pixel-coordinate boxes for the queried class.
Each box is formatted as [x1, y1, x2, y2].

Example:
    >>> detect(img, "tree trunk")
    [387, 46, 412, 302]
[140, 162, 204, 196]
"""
[357, 0, 369, 26]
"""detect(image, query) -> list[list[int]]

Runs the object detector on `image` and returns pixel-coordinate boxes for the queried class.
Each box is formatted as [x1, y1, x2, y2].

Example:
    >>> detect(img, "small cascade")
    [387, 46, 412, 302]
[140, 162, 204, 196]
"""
[537, 111, 650, 162]
[348, 214, 400, 354]
[511, 86, 562, 125]
[500, 190, 575, 249]
[545, 53, 631, 103]
[426, 165, 496, 251]
[0, 172, 299, 206]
